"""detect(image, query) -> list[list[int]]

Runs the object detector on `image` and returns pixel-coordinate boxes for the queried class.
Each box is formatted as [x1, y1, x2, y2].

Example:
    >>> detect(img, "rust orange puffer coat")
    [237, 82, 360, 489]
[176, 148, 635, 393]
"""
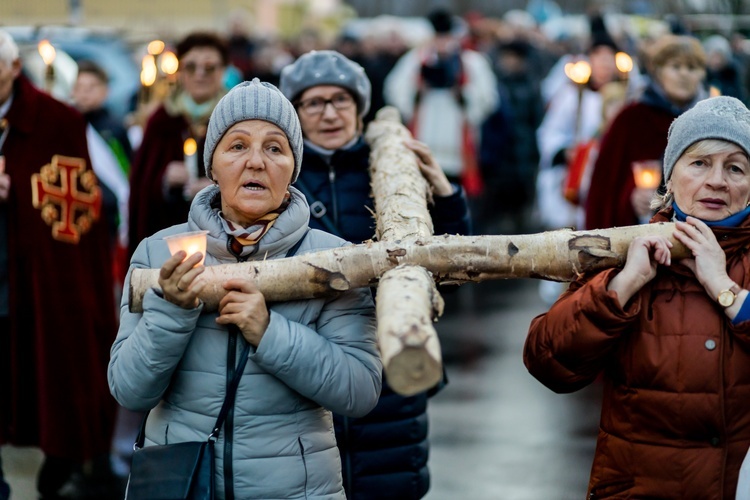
[524, 212, 750, 499]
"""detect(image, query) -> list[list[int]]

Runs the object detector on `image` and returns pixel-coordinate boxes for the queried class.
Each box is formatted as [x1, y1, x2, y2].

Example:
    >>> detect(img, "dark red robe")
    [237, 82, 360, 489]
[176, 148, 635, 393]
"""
[127, 106, 206, 259]
[0, 75, 116, 460]
[585, 101, 676, 229]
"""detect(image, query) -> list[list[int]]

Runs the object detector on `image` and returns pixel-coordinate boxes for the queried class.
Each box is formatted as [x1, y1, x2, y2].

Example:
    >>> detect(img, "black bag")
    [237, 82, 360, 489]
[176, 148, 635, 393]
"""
[125, 343, 250, 500]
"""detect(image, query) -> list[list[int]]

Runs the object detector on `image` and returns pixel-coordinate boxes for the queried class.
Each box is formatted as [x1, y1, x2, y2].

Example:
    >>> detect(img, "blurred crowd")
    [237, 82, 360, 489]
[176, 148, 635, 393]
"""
[6, 3, 750, 498]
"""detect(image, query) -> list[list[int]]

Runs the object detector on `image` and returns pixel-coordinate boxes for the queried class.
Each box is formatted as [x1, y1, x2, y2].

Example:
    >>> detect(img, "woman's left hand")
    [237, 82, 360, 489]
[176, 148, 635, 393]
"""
[216, 278, 270, 347]
[404, 139, 454, 197]
[673, 216, 731, 296]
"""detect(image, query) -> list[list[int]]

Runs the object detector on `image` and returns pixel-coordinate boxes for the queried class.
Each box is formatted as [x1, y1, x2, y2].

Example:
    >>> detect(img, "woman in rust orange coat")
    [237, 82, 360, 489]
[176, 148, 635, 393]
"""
[525, 96, 750, 499]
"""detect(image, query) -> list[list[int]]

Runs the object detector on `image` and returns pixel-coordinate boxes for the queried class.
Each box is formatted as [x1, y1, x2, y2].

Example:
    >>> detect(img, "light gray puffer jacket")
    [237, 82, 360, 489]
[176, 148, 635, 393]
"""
[109, 185, 382, 499]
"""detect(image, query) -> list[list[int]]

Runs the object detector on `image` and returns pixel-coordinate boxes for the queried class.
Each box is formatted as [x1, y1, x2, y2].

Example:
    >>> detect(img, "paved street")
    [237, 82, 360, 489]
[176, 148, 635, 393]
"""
[426, 279, 601, 500]
[2, 279, 601, 500]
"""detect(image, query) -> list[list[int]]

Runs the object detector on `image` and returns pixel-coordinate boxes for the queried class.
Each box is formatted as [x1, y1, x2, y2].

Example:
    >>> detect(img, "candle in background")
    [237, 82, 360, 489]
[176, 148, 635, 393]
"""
[615, 51, 634, 79]
[183, 137, 198, 182]
[632, 160, 662, 190]
[140, 54, 157, 106]
[160, 50, 179, 90]
[564, 59, 592, 143]
[164, 230, 209, 266]
[37, 40, 56, 93]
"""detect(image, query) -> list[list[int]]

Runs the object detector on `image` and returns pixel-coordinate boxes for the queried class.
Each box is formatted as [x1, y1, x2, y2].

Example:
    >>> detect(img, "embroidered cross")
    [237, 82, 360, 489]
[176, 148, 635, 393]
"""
[31, 155, 102, 244]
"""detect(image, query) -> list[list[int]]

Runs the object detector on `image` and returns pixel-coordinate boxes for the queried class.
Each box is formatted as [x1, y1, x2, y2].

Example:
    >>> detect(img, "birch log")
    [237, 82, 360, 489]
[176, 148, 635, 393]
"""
[376, 265, 444, 396]
[129, 222, 690, 313]
[365, 106, 442, 394]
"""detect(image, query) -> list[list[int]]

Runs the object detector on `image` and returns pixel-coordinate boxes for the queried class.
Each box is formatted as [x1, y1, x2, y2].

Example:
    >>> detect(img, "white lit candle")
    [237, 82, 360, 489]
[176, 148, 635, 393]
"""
[183, 137, 198, 182]
[164, 230, 209, 266]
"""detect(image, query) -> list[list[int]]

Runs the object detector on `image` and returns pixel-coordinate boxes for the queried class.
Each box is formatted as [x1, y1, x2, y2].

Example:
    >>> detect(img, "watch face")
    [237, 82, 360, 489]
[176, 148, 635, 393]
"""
[719, 290, 736, 307]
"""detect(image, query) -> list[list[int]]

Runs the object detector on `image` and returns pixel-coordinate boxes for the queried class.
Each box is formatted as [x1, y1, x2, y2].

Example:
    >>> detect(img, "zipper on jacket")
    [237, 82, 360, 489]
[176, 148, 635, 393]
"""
[328, 165, 339, 229]
[298, 437, 309, 498]
[223, 329, 238, 500]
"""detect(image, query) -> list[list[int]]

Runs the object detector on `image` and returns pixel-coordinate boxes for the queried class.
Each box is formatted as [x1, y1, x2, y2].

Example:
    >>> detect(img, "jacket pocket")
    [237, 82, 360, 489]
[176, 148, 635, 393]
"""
[589, 478, 635, 499]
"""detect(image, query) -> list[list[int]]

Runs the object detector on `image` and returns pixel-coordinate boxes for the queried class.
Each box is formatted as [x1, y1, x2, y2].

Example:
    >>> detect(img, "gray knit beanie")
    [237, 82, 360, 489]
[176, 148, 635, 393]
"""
[279, 50, 371, 118]
[204, 78, 303, 182]
[664, 95, 750, 181]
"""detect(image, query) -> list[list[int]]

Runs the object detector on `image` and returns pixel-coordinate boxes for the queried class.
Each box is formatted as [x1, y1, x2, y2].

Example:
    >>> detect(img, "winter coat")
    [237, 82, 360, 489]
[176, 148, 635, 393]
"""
[109, 185, 382, 500]
[295, 137, 471, 243]
[524, 209, 750, 499]
[293, 138, 469, 499]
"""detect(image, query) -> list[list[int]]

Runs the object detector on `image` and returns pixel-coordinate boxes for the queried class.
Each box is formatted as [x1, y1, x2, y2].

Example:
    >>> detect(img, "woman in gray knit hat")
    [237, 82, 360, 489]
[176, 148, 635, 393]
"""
[526, 96, 750, 498]
[109, 78, 382, 499]
[280, 50, 471, 500]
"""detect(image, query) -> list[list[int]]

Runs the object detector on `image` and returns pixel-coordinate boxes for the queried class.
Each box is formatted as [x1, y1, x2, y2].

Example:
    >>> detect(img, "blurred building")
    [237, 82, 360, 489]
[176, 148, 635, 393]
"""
[5, 0, 750, 38]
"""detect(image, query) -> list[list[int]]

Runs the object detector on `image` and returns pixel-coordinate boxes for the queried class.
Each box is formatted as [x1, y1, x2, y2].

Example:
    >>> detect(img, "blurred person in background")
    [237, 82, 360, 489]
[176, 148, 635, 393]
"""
[526, 95, 750, 499]
[358, 24, 408, 125]
[384, 7, 498, 202]
[72, 60, 134, 171]
[280, 49, 470, 500]
[704, 34, 746, 104]
[71, 57, 139, 486]
[72, 60, 131, 271]
[535, 14, 621, 232]
[534, 14, 622, 305]
[586, 34, 707, 229]
[127, 32, 227, 260]
[0, 29, 118, 499]
[479, 38, 544, 234]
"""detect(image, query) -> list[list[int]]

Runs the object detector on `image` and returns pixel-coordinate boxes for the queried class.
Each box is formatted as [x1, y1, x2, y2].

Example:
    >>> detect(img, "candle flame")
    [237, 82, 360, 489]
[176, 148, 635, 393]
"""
[160, 51, 179, 75]
[183, 137, 197, 156]
[140, 55, 157, 87]
[38, 40, 56, 66]
[564, 60, 591, 85]
[615, 52, 633, 73]
[147, 40, 165, 56]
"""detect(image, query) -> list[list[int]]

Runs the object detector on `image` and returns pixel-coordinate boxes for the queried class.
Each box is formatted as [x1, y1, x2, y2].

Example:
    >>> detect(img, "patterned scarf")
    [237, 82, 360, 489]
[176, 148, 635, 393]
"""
[219, 192, 292, 257]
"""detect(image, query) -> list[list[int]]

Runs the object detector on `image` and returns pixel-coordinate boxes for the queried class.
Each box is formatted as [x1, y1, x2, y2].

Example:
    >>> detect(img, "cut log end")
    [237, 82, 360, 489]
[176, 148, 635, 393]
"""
[384, 347, 443, 396]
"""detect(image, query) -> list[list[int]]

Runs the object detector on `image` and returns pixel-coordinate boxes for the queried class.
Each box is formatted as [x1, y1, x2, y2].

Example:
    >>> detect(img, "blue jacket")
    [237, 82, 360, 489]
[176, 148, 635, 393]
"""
[110, 186, 382, 499]
[294, 136, 470, 499]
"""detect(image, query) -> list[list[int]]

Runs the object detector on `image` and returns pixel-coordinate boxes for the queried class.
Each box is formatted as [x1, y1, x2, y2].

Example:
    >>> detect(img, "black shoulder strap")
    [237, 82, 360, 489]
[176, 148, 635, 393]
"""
[134, 343, 251, 448]
[208, 343, 250, 440]
[293, 178, 341, 235]
[285, 227, 310, 258]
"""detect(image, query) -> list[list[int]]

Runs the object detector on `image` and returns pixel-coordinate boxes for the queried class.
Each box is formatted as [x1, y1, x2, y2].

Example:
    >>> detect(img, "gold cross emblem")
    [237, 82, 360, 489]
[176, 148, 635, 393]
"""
[31, 155, 102, 244]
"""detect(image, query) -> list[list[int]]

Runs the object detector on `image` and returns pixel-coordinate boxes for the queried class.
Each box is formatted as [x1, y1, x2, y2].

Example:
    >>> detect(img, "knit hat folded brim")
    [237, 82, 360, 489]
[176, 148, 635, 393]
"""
[663, 95, 750, 181]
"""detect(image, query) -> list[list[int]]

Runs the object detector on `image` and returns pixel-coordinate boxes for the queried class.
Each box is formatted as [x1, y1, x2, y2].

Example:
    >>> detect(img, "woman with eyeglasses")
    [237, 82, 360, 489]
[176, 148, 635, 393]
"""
[280, 50, 470, 500]
[128, 32, 228, 261]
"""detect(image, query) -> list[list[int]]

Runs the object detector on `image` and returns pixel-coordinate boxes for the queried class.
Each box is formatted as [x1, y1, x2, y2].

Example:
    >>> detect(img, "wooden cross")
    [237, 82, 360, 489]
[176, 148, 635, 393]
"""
[129, 107, 689, 396]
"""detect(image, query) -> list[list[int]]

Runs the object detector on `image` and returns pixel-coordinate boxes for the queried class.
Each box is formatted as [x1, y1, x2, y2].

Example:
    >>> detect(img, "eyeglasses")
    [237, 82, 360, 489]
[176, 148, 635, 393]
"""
[296, 93, 355, 116]
[181, 62, 222, 76]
